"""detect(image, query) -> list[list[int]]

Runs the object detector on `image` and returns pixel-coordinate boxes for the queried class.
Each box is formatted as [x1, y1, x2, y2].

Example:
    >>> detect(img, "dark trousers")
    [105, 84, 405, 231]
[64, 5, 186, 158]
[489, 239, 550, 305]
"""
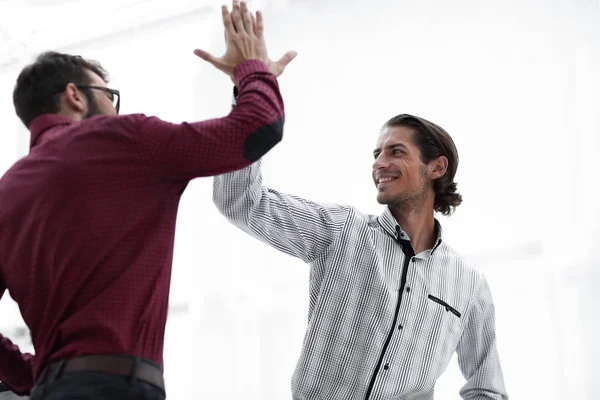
[29, 372, 166, 400]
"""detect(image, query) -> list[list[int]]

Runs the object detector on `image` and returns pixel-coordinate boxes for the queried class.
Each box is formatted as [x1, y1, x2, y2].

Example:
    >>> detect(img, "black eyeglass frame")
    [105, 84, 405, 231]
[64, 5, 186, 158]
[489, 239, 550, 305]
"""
[77, 85, 121, 114]
[53, 85, 121, 114]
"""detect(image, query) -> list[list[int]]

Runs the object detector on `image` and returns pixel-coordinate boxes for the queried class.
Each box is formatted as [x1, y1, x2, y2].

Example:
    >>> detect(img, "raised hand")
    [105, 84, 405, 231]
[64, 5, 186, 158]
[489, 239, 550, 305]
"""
[247, 9, 297, 77]
[194, 1, 269, 79]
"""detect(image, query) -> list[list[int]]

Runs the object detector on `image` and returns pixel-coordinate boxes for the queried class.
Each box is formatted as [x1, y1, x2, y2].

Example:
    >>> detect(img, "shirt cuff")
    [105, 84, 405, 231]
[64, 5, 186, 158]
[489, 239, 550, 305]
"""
[233, 60, 269, 86]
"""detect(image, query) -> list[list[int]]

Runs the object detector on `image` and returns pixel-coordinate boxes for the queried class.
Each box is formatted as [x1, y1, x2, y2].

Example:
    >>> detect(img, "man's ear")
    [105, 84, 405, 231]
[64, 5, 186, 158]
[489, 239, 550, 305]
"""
[62, 83, 86, 113]
[429, 155, 448, 180]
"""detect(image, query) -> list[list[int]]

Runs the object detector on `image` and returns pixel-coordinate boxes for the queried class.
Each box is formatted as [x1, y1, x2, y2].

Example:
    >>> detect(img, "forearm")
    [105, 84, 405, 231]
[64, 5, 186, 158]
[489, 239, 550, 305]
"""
[213, 159, 264, 231]
[141, 60, 284, 178]
[226, 60, 284, 163]
[213, 160, 348, 262]
[0, 333, 34, 396]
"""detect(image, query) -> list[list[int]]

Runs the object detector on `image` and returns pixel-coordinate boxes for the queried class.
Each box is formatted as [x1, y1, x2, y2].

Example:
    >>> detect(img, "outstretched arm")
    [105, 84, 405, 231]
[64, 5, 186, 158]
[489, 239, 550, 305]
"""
[213, 160, 349, 264]
[134, 2, 290, 180]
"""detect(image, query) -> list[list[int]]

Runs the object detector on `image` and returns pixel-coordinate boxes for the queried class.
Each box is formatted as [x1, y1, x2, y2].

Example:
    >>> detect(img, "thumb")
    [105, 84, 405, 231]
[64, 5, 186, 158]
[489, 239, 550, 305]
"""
[193, 49, 215, 62]
[194, 49, 230, 72]
[194, 49, 233, 76]
[276, 50, 298, 70]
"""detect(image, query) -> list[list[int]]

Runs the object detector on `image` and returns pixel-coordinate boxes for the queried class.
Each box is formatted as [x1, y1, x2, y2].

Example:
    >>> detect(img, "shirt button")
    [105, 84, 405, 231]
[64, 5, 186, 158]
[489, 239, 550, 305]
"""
[398, 324, 403, 330]
[383, 364, 390, 370]
[406, 287, 411, 293]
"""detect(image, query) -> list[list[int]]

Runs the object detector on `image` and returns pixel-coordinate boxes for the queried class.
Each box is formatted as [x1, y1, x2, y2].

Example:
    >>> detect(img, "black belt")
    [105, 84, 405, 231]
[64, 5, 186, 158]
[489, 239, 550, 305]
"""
[37, 355, 165, 391]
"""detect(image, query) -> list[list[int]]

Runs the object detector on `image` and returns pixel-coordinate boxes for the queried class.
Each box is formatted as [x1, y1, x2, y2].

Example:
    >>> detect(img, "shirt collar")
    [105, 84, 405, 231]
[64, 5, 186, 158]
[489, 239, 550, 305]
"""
[29, 114, 74, 149]
[430, 220, 443, 254]
[378, 206, 444, 254]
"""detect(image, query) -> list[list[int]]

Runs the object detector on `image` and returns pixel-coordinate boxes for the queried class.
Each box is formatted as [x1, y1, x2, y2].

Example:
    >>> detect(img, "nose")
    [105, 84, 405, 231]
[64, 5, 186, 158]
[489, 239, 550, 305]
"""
[372, 154, 389, 170]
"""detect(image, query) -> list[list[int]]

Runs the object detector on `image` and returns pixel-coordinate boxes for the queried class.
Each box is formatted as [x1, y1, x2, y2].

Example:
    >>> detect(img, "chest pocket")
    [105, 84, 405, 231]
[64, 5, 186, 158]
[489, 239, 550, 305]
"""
[428, 294, 461, 318]
[426, 293, 463, 336]
[401, 291, 464, 370]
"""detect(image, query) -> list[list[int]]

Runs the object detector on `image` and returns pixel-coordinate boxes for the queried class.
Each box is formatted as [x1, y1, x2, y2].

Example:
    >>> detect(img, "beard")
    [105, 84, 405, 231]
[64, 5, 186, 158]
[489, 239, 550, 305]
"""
[83, 92, 103, 119]
[377, 165, 429, 215]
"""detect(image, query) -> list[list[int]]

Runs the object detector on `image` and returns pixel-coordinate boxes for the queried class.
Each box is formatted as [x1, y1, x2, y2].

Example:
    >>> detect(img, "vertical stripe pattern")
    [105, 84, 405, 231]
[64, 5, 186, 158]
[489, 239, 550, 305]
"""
[213, 160, 508, 400]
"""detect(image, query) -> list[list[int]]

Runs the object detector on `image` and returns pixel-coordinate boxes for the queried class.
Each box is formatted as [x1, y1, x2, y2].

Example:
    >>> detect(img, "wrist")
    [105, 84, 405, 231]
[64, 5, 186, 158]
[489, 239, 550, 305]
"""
[233, 59, 270, 84]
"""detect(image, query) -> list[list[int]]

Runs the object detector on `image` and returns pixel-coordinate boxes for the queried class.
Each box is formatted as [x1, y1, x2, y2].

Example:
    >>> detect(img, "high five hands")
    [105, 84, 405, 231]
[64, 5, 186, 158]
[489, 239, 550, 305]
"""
[194, 1, 297, 82]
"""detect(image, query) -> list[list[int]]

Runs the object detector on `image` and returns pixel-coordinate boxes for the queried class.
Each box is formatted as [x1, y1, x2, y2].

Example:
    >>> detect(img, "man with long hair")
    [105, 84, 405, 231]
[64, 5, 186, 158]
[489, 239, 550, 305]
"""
[213, 113, 509, 398]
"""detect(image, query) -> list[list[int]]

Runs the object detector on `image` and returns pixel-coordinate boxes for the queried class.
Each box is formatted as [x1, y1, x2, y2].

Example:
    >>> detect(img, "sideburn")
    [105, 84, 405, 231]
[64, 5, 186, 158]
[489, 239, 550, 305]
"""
[82, 89, 102, 119]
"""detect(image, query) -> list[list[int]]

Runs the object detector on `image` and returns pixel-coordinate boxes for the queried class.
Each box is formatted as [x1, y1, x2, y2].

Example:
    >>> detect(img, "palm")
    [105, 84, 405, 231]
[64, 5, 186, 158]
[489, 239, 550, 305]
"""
[204, 4, 297, 82]
[222, 19, 296, 78]
[224, 25, 297, 78]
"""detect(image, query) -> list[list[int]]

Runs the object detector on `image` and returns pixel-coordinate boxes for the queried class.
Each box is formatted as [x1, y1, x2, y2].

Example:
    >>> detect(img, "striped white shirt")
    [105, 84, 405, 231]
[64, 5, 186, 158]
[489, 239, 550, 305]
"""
[213, 160, 508, 400]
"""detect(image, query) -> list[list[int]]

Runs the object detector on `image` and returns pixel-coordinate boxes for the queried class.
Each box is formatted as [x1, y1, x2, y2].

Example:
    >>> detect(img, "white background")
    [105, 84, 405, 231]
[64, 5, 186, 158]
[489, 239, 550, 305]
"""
[0, 0, 599, 399]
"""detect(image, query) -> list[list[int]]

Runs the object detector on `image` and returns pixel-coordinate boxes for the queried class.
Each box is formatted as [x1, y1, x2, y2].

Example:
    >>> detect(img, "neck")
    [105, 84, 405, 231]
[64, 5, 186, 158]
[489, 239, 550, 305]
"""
[57, 109, 84, 122]
[389, 200, 437, 255]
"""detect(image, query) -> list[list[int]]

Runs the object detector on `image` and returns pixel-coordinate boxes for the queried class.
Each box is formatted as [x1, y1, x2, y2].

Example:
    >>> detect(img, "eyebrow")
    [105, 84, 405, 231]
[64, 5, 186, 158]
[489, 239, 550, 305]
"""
[373, 143, 408, 155]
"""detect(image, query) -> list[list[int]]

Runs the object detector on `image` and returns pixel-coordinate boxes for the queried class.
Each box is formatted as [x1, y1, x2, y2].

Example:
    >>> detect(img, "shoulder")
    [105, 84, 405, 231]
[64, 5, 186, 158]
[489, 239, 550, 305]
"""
[81, 113, 152, 131]
[332, 204, 377, 225]
[434, 242, 488, 288]
[431, 243, 498, 320]
[298, 202, 369, 231]
[75, 114, 172, 145]
[304, 200, 356, 225]
[331, 206, 395, 235]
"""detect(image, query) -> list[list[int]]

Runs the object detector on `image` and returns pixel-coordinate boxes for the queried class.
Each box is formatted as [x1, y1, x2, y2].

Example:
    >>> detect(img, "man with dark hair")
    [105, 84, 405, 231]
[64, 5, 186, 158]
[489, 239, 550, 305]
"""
[0, 2, 295, 399]
[212, 112, 509, 398]
[12, 53, 113, 127]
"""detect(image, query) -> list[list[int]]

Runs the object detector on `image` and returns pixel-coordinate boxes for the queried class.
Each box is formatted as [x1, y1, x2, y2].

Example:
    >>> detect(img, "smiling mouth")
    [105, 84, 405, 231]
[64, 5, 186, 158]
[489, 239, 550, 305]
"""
[377, 177, 398, 188]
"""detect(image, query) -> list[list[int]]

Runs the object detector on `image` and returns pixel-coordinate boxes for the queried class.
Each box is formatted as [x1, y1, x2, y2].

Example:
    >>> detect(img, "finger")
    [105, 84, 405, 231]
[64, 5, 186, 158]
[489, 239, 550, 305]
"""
[251, 13, 258, 34]
[224, 22, 232, 42]
[240, 1, 254, 35]
[221, 5, 235, 38]
[231, 0, 245, 35]
[255, 10, 264, 37]
[277, 51, 298, 69]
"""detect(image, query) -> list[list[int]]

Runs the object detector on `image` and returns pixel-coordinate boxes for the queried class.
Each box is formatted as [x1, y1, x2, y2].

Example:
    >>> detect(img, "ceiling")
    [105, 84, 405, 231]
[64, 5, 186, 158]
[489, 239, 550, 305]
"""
[0, 0, 292, 70]
[0, 0, 221, 69]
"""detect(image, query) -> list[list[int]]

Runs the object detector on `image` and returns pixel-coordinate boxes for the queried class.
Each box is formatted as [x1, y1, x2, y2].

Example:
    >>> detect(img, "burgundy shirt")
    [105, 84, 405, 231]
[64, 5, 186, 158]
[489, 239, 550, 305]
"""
[0, 60, 284, 395]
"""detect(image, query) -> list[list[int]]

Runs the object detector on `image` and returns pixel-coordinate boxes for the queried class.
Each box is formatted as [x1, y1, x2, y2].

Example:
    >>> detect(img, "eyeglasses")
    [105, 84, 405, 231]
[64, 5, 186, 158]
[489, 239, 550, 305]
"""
[77, 85, 121, 114]
[54, 85, 121, 114]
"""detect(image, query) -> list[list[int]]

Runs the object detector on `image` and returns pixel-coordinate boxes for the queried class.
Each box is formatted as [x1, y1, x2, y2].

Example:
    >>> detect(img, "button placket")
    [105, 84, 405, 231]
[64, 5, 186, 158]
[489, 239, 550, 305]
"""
[397, 257, 415, 333]
[405, 257, 413, 293]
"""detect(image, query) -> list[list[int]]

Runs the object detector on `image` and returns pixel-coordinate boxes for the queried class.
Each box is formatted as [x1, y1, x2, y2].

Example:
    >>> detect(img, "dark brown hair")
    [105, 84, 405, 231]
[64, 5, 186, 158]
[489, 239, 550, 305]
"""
[13, 51, 109, 128]
[382, 114, 463, 215]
